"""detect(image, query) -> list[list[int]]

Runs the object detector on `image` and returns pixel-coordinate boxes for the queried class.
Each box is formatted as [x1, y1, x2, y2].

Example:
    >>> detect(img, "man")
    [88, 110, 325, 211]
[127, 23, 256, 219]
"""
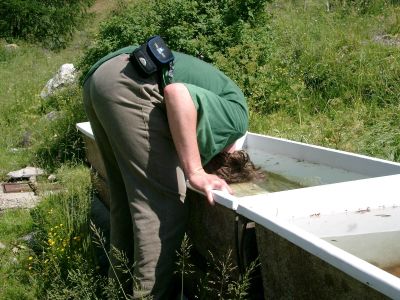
[82, 36, 248, 299]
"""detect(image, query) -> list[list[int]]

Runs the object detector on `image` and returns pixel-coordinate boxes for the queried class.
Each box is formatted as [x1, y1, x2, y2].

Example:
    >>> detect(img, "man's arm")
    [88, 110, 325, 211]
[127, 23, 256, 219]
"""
[163, 83, 232, 204]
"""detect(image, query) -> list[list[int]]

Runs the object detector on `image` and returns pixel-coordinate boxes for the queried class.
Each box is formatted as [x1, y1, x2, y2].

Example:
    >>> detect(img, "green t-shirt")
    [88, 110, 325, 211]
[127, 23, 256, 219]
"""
[83, 46, 248, 165]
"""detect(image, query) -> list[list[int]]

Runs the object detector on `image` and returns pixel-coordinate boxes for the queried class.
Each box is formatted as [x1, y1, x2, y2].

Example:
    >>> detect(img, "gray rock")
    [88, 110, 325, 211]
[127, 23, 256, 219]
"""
[4, 44, 19, 51]
[20, 232, 38, 249]
[20, 131, 32, 147]
[46, 111, 60, 121]
[0, 241, 6, 249]
[7, 167, 45, 179]
[40, 63, 76, 99]
[373, 34, 400, 47]
[48, 174, 57, 182]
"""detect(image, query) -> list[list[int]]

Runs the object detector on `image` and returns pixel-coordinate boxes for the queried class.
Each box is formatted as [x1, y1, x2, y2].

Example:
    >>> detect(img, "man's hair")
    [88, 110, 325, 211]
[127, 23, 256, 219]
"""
[204, 150, 264, 184]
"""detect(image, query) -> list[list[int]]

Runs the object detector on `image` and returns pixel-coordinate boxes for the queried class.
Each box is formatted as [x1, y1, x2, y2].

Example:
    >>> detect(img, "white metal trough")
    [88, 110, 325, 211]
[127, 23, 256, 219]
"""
[224, 133, 400, 299]
[77, 122, 400, 299]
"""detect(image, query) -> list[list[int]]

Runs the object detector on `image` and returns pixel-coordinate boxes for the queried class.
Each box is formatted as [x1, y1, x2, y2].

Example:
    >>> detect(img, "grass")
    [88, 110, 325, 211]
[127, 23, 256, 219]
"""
[0, 0, 399, 298]
[247, 1, 400, 161]
[0, 209, 36, 299]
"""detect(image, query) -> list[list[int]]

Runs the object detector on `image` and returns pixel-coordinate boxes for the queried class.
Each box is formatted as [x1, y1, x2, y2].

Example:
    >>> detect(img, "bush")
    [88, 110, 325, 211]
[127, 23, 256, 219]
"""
[0, 0, 94, 49]
[78, 0, 271, 81]
[154, 0, 270, 61]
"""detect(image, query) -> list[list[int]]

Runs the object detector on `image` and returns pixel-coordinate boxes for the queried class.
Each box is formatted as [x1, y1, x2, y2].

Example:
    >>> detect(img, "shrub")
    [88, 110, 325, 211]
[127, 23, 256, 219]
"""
[78, 0, 271, 81]
[154, 0, 270, 61]
[0, 0, 94, 49]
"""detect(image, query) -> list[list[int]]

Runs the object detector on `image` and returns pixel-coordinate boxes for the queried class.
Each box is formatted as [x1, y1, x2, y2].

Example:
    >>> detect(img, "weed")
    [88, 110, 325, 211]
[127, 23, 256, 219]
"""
[175, 234, 195, 299]
[192, 248, 259, 299]
[90, 221, 130, 299]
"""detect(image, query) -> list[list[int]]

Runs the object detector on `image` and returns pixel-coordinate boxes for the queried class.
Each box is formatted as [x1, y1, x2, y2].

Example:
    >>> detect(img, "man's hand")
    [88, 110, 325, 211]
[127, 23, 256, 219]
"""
[188, 169, 233, 205]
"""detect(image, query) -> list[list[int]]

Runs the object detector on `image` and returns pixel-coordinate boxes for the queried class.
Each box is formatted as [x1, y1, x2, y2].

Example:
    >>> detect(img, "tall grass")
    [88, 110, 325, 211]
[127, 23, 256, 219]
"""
[29, 165, 100, 299]
[0, 209, 36, 299]
[245, 1, 400, 160]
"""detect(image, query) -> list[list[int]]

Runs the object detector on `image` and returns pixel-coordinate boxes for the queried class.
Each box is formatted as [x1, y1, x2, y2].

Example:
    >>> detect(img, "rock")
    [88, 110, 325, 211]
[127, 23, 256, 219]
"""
[20, 232, 37, 248]
[4, 44, 19, 51]
[7, 167, 45, 179]
[48, 174, 57, 182]
[0, 241, 6, 249]
[20, 131, 32, 147]
[373, 34, 400, 47]
[46, 111, 60, 121]
[40, 63, 76, 99]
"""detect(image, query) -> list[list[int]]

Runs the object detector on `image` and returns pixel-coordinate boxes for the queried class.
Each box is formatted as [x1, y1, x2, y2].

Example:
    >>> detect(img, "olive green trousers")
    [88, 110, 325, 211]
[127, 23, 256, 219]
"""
[83, 54, 188, 299]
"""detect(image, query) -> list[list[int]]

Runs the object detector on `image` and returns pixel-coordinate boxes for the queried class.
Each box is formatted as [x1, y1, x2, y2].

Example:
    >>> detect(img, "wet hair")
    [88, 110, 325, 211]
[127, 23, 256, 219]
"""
[204, 150, 264, 184]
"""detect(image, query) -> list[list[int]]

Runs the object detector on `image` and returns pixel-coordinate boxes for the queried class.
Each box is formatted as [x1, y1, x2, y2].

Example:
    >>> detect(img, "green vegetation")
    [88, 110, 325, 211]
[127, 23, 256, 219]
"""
[78, 0, 272, 80]
[28, 166, 110, 299]
[0, 209, 35, 299]
[0, 0, 399, 298]
[79, 0, 400, 161]
[246, 1, 400, 160]
[0, 0, 94, 49]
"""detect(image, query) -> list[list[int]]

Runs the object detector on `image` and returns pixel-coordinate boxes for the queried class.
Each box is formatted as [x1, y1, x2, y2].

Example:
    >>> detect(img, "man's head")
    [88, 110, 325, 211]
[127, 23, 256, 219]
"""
[204, 150, 264, 184]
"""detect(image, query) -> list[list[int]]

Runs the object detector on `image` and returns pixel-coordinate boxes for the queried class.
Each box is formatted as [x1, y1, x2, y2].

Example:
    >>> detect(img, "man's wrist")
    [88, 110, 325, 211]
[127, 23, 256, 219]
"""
[187, 166, 204, 180]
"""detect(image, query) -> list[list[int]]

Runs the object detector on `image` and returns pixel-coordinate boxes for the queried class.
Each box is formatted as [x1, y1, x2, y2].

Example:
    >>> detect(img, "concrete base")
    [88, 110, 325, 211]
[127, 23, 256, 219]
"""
[255, 226, 388, 299]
